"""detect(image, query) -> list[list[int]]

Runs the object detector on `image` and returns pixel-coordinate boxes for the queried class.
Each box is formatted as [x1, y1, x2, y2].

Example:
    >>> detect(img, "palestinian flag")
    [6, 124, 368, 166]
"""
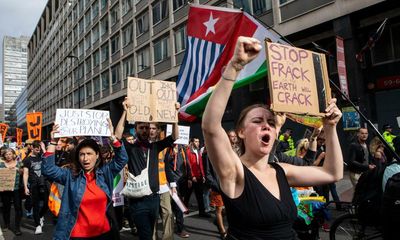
[177, 4, 286, 121]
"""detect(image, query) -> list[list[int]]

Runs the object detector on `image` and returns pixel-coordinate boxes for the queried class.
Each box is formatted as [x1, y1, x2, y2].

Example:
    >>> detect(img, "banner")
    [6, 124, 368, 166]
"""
[336, 36, 349, 97]
[166, 124, 190, 145]
[127, 77, 177, 123]
[26, 112, 42, 140]
[266, 42, 331, 116]
[0, 123, 8, 142]
[55, 109, 111, 137]
[0, 168, 16, 192]
[342, 106, 360, 131]
[16, 128, 23, 146]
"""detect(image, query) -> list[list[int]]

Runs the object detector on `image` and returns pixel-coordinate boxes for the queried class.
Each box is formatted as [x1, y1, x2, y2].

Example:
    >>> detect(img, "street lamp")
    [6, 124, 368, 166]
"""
[66, 55, 81, 108]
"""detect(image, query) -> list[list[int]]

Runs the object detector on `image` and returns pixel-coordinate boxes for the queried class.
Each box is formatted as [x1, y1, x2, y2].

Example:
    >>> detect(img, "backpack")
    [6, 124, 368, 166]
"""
[352, 165, 385, 226]
[381, 163, 400, 239]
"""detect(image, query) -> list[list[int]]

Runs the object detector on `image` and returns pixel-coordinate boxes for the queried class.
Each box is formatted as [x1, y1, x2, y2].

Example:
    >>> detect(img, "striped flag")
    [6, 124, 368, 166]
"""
[177, 4, 286, 121]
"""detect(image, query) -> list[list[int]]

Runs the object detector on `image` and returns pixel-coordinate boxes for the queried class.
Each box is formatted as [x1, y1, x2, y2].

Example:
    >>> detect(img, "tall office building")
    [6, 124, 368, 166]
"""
[2, 36, 29, 134]
[27, 0, 400, 139]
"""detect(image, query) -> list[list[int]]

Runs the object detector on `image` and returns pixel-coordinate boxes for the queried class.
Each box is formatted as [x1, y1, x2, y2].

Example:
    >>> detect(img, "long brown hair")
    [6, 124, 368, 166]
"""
[235, 104, 270, 154]
[71, 139, 103, 176]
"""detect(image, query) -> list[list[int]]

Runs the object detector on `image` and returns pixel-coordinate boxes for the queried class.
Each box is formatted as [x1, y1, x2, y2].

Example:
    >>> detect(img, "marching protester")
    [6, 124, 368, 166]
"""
[348, 128, 375, 186]
[23, 140, 49, 234]
[202, 36, 343, 239]
[165, 143, 191, 238]
[0, 148, 23, 235]
[115, 98, 179, 240]
[41, 120, 128, 239]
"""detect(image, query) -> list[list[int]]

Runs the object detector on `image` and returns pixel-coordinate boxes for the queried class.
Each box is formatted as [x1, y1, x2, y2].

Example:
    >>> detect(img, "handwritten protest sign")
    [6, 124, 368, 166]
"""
[16, 128, 23, 146]
[0, 168, 16, 192]
[166, 124, 190, 145]
[26, 112, 42, 140]
[266, 42, 331, 116]
[127, 77, 177, 123]
[54, 109, 111, 137]
[0, 123, 8, 142]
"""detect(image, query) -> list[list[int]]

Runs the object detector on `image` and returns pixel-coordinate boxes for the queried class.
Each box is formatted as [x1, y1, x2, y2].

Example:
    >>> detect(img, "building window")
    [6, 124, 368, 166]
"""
[233, 0, 272, 14]
[371, 24, 400, 65]
[78, 40, 84, 57]
[101, 71, 109, 90]
[101, 16, 109, 36]
[279, 0, 295, 5]
[122, 0, 132, 16]
[110, 5, 119, 26]
[111, 34, 120, 54]
[153, 0, 168, 25]
[85, 59, 91, 73]
[92, 0, 99, 20]
[85, 35, 91, 50]
[123, 56, 134, 79]
[174, 25, 186, 53]
[136, 12, 149, 36]
[79, 19, 84, 34]
[137, 47, 149, 72]
[101, 43, 109, 62]
[122, 23, 133, 46]
[173, 0, 185, 11]
[111, 64, 120, 85]
[85, 11, 91, 28]
[154, 36, 169, 63]
[86, 82, 92, 98]
[78, 0, 84, 15]
[94, 76, 100, 94]
[93, 50, 100, 67]
[101, 0, 108, 10]
[92, 24, 100, 43]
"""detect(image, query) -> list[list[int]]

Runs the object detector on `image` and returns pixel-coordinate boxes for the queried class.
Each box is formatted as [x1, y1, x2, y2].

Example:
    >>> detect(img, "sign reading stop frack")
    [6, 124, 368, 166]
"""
[265, 41, 331, 116]
[127, 77, 178, 123]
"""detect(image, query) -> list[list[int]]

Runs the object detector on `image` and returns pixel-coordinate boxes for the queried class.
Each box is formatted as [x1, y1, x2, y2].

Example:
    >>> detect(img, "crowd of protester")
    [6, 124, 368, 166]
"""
[0, 37, 399, 240]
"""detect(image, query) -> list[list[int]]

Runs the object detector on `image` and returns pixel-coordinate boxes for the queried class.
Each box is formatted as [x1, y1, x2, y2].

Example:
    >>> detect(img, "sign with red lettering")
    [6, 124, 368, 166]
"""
[336, 36, 349, 97]
[265, 41, 331, 116]
[376, 75, 400, 90]
[127, 77, 178, 123]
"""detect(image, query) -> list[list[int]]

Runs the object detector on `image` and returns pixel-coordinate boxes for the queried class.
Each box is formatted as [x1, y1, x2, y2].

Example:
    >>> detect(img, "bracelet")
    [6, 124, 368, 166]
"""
[221, 74, 236, 82]
[50, 142, 57, 146]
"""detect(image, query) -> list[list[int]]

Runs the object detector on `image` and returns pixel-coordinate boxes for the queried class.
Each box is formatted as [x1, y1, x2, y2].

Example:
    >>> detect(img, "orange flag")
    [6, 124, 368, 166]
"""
[0, 123, 8, 142]
[26, 112, 43, 141]
[16, 128, 23, 146]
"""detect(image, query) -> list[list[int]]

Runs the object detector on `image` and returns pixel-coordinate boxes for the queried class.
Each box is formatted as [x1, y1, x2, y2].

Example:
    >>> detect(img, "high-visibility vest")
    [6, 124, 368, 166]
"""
[48, 182, 62, 217]
[383, 131, 396, 149]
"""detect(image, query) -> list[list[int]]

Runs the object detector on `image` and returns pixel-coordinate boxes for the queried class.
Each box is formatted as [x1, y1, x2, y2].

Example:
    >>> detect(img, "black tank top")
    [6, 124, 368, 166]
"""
[221, 162, 297, 240]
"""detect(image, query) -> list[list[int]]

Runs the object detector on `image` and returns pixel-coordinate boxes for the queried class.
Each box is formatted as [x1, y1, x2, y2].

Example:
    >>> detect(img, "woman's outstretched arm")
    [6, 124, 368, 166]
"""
[202, 37, 262, 198]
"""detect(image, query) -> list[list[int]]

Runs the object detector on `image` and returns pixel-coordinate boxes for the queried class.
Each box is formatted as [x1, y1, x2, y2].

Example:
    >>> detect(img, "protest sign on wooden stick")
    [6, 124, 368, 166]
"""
[26, 112, 42, 140]
[54, 109, 111, 137]
[265, 41, 331, 116]
[127, 77, 178, 123]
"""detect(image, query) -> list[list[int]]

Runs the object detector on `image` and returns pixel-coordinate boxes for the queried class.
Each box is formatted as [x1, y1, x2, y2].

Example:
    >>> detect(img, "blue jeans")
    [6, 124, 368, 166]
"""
[129, 194, 160, 240]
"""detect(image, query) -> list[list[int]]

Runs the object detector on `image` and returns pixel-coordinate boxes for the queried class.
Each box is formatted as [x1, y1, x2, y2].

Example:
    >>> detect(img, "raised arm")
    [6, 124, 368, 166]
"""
[202, 37, 262, 197]
[104, 118, 128, 176]
[115, 97, 129, 139]
[283, 99, 344, 186]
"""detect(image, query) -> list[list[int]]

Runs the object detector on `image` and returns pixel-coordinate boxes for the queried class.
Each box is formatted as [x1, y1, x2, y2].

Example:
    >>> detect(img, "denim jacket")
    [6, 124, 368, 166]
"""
[42, 143, 128, 240]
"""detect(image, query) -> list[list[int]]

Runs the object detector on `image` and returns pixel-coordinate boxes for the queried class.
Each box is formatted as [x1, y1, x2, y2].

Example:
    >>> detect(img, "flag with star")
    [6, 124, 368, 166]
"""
[177, 4, 286, 121]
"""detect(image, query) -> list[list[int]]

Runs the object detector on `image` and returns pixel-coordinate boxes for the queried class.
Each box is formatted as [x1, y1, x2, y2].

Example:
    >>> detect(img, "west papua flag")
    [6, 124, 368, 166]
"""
[177, 4, 286, 121]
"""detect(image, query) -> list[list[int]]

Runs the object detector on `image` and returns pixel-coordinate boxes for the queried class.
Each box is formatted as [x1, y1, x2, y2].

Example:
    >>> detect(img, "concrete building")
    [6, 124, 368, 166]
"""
[2, 36, 29, 134]
[15, 87, 28, 135]
[27, 0, 400, 141]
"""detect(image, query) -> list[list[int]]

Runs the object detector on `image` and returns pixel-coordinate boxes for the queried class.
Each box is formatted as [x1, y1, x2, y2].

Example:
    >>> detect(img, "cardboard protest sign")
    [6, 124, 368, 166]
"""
[16, 128, 23, 146]
[0, 168, 16, 192]
[26, 112, 42, 140]
[0, 134, 3, 147]
[55, 109, 111, 137]
[0, 123, 8, 142]
[166, 124, 190, 145]
[266, 42, 331, 116]
[127, 77, 177, 123]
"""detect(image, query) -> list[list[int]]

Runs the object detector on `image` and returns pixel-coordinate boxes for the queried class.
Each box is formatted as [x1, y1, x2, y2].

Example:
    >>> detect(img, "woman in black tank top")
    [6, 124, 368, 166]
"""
[202, 37, 344, 240]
